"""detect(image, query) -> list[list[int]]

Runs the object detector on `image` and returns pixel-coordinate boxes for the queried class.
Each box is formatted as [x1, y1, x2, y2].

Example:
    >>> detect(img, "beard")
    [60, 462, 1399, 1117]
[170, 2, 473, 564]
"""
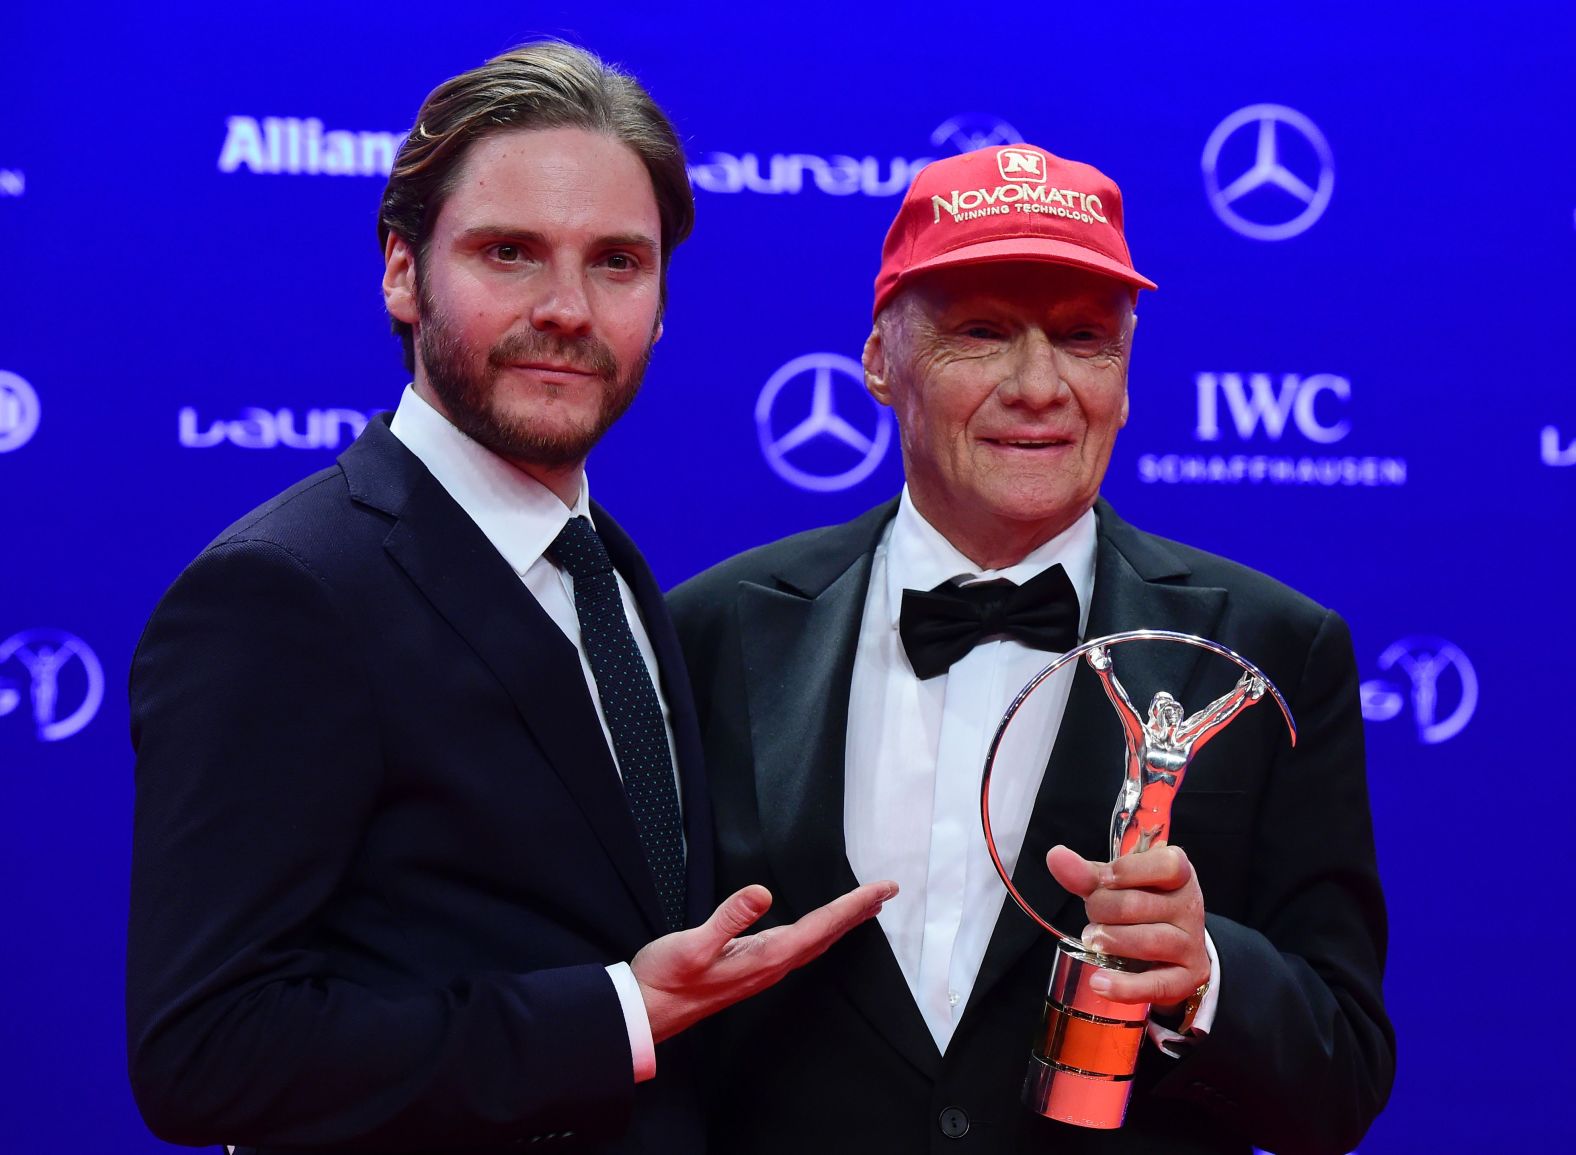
[415, 281, 653, 470]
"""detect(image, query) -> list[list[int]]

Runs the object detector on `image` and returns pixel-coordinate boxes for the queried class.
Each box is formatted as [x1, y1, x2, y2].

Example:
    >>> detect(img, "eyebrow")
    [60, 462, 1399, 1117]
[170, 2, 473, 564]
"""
[454, 226, 660, 254]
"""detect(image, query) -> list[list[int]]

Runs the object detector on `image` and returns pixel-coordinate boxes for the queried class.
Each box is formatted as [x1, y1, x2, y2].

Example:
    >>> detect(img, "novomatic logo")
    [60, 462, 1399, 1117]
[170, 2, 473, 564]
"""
[1542, 424, 1575, 466]
[1360, 636, 1477, 745]
[0, 370, 41, 453]
[931, 155, 1106, 227]
[756, 353, 892, 492]
[689, 115, 1019, 198]
[218, 117, 407, 176]
[0, 630, 104, 743]
[1137, 371, 1407, 487]
[996, 147, 1047, 183]
[179, 406, 370, 449]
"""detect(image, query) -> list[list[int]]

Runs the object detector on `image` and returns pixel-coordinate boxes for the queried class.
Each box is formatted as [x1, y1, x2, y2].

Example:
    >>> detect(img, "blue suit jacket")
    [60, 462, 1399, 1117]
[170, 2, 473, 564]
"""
[127, 416, 714, 1154]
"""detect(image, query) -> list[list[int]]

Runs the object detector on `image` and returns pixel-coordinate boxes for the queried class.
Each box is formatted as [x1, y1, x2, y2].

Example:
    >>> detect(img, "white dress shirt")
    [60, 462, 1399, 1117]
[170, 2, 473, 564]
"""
[389, 384, 666, 1081]
[844, 488, 1217, 1054]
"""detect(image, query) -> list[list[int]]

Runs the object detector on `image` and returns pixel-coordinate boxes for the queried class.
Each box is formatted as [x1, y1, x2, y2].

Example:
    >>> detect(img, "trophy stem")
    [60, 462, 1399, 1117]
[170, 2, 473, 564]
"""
[1023, 943, 1149, 1129]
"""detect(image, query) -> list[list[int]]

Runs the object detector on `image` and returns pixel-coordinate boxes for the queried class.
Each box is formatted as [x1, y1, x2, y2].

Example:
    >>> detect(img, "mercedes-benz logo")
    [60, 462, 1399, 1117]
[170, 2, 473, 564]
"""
[1359, 635, 1477, 745]
[0, 629, 105, 742]
[755, 353, 893, 493]
[931, 115, 1024, 155]
[1202, 104, 1334, 241]
[0, 370, 41, 453]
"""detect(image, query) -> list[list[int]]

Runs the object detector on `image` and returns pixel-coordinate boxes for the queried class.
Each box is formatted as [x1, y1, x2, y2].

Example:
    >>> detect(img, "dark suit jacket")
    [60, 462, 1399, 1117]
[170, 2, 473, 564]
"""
[669, 498, 1392, 1155]
[127, 416, 714, 1154]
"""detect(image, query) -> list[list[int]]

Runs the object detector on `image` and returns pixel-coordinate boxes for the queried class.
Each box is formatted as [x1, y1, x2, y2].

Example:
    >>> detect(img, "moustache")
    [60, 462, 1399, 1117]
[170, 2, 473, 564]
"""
[487, 331, 618, 381]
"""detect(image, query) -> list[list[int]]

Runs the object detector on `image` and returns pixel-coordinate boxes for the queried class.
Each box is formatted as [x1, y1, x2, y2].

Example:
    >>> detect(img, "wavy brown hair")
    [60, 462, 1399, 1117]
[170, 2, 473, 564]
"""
[378, 40, 694, 371]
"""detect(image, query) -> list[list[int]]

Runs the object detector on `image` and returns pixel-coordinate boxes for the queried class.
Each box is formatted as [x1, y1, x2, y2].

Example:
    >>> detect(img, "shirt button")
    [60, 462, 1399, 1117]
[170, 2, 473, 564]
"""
[939, 1106, 970, 1138]
[948, 989, 960, 1007]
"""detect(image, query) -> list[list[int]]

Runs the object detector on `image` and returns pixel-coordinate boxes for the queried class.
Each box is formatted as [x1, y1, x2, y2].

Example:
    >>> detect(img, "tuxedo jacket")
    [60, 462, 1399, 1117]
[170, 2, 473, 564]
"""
[127, 416, 714, 1154]
[669, 498, 1392, 1155]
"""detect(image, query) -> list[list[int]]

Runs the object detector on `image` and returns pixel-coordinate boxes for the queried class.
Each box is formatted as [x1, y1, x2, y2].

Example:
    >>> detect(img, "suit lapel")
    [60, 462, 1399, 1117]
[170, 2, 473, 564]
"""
[731, 502, 896, 922]
[738, 572, 866, 919]
[960, 500, 1229, 1032]
[739, 499, 943, 1079]
[340, 420, 668, 937]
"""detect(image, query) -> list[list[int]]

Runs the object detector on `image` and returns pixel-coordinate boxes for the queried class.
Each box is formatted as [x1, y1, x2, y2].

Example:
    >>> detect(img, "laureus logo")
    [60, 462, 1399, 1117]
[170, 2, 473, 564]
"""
[688, 114, 1023, 197]
[1360, 636, 1477, 745]
[0, 371, 41, 453]
[179, 406, 370, 450]
[1541, 424, 1575, 467]
[930, 115, 1024, 153]
[0, 630, 105, 743]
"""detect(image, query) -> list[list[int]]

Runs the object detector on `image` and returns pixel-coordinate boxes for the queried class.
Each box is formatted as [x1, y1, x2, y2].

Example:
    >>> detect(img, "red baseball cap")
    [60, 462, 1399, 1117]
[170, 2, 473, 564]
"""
[872, 143, 1156, 318]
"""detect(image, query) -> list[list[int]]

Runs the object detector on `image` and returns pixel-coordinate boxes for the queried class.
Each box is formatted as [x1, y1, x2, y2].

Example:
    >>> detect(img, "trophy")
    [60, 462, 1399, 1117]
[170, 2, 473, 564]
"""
[979, 630, 1297, 1129]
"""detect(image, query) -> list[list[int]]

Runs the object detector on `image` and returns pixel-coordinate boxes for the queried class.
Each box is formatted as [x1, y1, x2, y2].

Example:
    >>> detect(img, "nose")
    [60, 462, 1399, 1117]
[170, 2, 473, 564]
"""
[998, 330, 1069, 410]
[527, 259, 593, 338]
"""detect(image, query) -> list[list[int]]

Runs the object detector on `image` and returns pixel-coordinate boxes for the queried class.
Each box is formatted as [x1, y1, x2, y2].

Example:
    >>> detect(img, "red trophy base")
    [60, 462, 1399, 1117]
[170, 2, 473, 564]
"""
[1023, 944, 1150, 1129]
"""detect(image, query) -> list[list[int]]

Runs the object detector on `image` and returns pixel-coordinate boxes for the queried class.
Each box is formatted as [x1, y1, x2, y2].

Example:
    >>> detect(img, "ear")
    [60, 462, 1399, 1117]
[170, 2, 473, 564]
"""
[383, 232, 420, 326]
[1119, 310, 1138, 428]
[862, 326, 891, 406]
[653, 317, 664, 344]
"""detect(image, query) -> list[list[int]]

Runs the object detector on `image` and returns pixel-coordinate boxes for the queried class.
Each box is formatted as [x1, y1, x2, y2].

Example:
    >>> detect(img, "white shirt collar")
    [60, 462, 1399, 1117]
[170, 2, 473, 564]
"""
[883, 486, 1097, 634]
[388, 384, 590, 575]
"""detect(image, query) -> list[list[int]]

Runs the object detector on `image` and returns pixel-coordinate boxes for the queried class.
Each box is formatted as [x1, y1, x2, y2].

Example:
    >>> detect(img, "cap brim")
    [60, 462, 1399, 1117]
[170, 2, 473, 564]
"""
[897, 236, 1157, 296]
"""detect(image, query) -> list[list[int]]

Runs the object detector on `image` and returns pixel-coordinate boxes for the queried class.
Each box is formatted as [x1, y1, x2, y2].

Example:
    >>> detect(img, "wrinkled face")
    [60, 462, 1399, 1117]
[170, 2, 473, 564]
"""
[867, 262, 1134, 551]
[384, 126, 663, 470]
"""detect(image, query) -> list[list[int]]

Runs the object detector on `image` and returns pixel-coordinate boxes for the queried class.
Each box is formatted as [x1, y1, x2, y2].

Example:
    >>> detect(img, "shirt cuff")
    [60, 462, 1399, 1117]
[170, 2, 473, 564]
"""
[1147, 929, 1221, 1057]
[606, 962, 656, 1083]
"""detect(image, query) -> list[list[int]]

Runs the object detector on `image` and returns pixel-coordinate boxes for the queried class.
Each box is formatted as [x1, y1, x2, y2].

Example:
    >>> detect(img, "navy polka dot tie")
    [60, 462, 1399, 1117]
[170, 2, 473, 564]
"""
[548, 516, 686, 932]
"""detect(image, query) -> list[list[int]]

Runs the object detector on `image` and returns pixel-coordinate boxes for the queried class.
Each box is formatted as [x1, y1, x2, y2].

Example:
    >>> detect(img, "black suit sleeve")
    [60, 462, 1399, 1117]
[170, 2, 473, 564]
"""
[127, 539, 632, 1150]
[1153, 609, 1394, 1155]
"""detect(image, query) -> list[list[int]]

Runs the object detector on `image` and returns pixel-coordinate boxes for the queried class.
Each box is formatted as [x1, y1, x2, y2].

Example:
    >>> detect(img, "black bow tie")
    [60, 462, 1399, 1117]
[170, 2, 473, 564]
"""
[898, 564, 1080, 680]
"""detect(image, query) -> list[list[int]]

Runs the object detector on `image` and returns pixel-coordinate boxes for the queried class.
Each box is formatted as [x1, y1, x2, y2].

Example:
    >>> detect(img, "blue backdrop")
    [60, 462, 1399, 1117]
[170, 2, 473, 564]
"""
[3, 2, 1573, 1150]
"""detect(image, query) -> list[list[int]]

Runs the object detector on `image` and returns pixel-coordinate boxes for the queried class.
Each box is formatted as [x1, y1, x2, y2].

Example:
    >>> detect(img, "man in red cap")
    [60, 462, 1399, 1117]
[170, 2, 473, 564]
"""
[670, 144, 1392, 1153]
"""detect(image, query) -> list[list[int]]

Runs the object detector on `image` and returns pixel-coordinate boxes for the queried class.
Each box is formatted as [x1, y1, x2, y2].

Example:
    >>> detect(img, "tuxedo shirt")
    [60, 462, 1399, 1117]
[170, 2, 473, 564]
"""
[845, 491, 1093, 1050]
[847, 491, 1217, 1053]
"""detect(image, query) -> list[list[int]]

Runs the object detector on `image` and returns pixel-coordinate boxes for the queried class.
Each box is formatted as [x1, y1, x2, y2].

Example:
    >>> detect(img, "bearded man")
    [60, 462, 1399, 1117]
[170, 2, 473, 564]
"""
[126, 41, 889, 1155]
